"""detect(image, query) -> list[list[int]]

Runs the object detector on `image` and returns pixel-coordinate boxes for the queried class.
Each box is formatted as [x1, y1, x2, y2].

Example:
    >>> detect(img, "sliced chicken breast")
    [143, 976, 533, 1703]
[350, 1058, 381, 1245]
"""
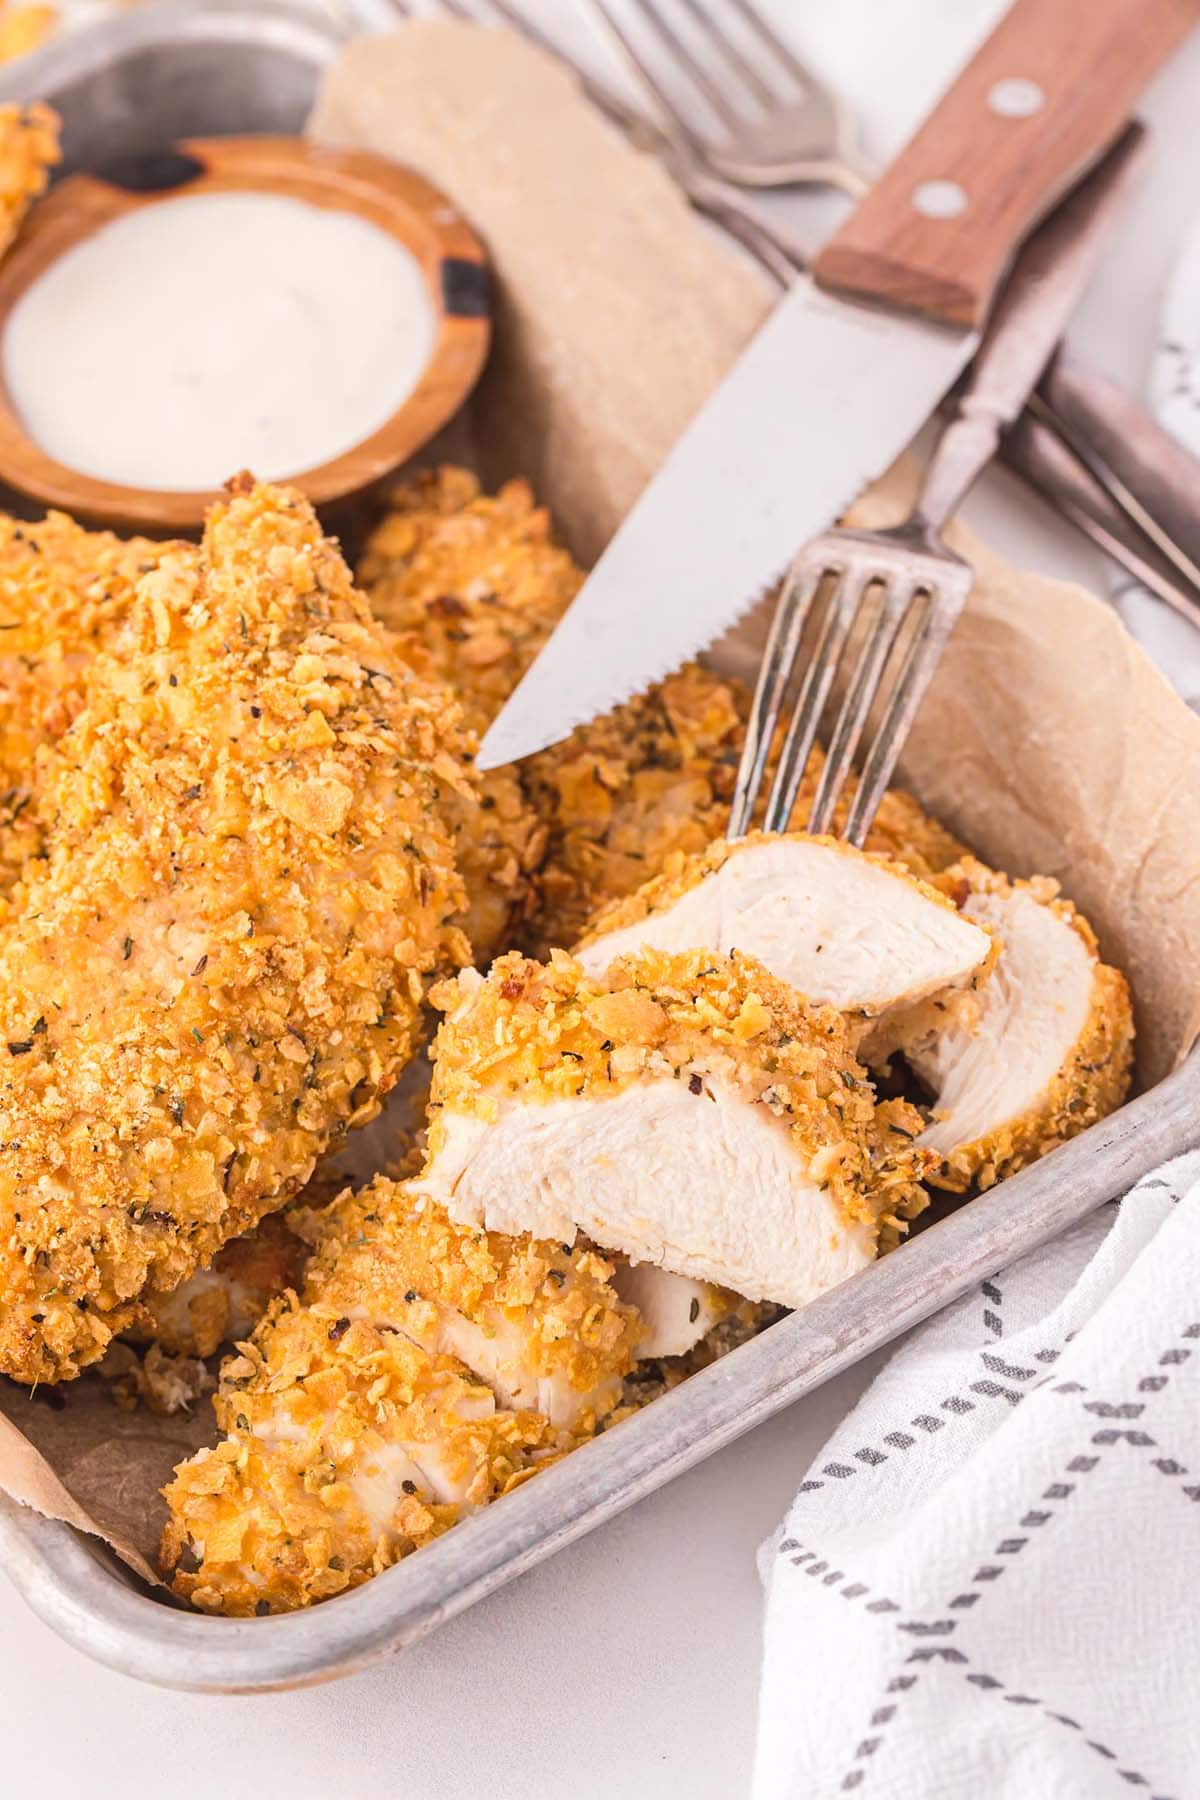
[311, 1176, 641, 1433]
[610, 1263, 733, 1359]
[576, 833, 994, 1061]
[907, 859, 1134, 1190]
[160, 1174, 641, 1614]
[138, 1212, 309, 1359]
[162, 1312, 554, 1615]
[421, 948, 933, 1310]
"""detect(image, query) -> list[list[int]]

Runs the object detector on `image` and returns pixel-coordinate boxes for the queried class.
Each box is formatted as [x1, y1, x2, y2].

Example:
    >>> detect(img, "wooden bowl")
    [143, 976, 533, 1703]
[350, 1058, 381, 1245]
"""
[0, 137, 491, 533]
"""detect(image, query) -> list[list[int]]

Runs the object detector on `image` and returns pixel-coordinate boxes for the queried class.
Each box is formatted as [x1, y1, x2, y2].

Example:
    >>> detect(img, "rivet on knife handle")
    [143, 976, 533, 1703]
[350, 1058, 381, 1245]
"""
[813, 0, 1199, 330]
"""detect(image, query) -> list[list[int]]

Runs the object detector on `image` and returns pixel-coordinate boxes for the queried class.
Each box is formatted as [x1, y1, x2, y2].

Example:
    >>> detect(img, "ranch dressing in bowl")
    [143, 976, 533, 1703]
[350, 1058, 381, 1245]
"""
[1, 190, 435, 490]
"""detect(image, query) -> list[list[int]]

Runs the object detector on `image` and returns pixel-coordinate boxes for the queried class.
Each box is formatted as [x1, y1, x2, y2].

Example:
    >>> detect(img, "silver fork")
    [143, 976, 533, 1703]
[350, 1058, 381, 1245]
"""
[584, 0, 872, 196]
[727, 127, 1146, 844]
[388, 0, 810, 282]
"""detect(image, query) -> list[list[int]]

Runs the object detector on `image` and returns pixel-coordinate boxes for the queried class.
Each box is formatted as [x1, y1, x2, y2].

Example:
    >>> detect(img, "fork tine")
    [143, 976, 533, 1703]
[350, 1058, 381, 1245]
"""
[674, 0, 776, 107]
[722, 0, 817, 91]
[806, 578, 913, 836]
[843, 593, 959, 847]
[727, 562, 822, 838]
[762, 566, 865, 834]
[631, 0, 748, 131]
[585, 0, 707, 150]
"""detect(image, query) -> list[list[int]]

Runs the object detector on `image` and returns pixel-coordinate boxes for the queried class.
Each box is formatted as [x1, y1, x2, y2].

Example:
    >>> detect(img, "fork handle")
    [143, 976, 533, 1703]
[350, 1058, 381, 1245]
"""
[812, 0, 1196, 329]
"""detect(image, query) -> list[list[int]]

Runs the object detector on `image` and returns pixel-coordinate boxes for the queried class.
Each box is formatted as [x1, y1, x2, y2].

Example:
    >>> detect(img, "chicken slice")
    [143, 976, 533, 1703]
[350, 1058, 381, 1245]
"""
[0, 100, 57, 258]
[298, 1175, 642, 1432]
[159, 1172, 641, 1615]
[576, 832, 994, 1061]
[0, 478, 468, 1386]
[610, 1262, 733, 1359]
[421, 948, 933, 1309]
[161, 1312, 555, 1616]
[906, 859, 1134, 1190]
[136, 1212, 310, 1360]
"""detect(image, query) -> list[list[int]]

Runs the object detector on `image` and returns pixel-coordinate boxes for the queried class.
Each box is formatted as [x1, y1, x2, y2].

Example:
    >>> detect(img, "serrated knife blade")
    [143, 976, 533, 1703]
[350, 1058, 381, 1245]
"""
[477, 0, 1197, 772]
[478, 284, 974, 768]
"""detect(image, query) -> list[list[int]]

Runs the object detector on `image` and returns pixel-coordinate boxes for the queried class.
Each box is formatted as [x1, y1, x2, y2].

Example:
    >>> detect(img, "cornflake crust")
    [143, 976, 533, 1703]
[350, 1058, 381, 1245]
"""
[911, 858, 1135, 1190]
[0, 478, 468, 1385]
[0, 99, 57, 256]
[0, 512, 181, 901]
[576, 830, 996, 1063]
[523, 664, 748, 952]
[358, 466, 581, 729]
[358, 467, 578, 962]
[135, 1211, 310, 1362]
[161, 1177, 638, 1615]
[423, 946, 934, 1298]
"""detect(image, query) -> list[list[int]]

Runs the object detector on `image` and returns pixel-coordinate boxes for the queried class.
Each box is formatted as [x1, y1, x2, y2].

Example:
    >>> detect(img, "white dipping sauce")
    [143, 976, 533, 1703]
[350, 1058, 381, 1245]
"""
[2, 191, 435, 490]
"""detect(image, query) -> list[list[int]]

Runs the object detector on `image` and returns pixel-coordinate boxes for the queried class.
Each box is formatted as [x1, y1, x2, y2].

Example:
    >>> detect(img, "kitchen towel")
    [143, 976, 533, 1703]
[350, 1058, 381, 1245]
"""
[754, 1155, 1200, 1799]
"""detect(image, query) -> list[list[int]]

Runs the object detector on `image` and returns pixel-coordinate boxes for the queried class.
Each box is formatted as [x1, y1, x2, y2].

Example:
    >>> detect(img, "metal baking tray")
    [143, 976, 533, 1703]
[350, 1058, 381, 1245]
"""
[1, 0, 1196, 1693]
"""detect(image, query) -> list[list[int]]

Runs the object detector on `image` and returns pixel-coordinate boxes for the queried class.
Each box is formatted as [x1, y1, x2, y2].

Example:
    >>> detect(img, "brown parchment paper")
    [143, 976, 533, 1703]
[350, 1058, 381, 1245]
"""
[4, 15, 1200, 1580]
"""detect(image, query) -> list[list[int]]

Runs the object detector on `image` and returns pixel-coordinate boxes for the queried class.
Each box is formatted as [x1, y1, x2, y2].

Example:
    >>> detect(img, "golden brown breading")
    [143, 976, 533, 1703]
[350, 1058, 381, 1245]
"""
[0, 511, 179, 899]
[136, 1212, 310, 1361]
[915, 859, 1134, 1191]
[0, 99, 57, 252]
[305, 1178, 641, 1429]
[160, 1172, 636, 1615]
[359, 466, 581, 725]
[358, 467, 576, 962]
[522, 664, 747, 952]
[858, 783, 966, 880]
[162, 1310, 552, 1616]
[0, 478, 469, 1386]
[425, 947, 933, 1254]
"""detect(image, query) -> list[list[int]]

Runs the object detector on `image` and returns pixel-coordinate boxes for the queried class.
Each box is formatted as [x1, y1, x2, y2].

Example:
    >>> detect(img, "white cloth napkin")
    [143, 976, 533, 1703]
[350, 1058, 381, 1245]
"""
[754, 1156, 1200, 1799]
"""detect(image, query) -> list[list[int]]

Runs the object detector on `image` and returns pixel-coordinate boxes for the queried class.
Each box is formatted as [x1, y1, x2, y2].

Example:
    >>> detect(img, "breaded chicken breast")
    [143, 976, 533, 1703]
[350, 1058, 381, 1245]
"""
[359, 468, 578, 963]
[160, 1177, 639, 1615]
[0, 478, 468, 1385]
[0, 511, 179, 899]
[908, 858, 1134, 1189]
[421, 948, 933, 1307]
[0, 99, 57, 256]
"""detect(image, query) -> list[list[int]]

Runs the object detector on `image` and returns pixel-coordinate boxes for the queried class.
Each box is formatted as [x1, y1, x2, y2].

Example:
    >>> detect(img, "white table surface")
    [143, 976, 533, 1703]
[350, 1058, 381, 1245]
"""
[4, 6, 1200, 1797]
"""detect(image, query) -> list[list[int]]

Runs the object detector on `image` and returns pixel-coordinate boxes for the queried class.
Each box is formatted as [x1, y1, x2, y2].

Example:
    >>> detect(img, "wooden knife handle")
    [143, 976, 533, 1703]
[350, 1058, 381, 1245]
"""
[813, 0, 1197, 329]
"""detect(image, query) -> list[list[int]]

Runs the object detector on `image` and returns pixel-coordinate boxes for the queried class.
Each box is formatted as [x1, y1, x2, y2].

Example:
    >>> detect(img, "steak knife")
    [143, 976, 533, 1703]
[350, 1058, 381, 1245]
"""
[478, 0, 1198, 770]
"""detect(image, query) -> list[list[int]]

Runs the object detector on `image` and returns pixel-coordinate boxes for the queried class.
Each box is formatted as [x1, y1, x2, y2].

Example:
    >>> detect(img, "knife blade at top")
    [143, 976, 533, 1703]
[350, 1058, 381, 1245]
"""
[478, 0, 1198, 772]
